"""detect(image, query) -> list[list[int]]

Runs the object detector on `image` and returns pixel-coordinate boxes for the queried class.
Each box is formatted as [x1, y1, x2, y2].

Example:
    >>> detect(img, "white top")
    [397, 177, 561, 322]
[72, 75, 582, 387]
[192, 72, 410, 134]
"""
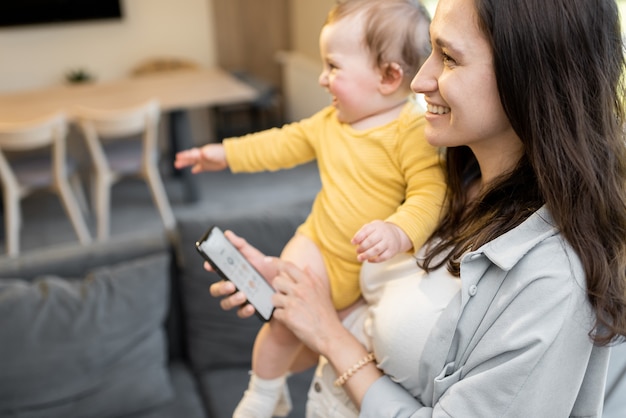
[360, 252, 461, 395]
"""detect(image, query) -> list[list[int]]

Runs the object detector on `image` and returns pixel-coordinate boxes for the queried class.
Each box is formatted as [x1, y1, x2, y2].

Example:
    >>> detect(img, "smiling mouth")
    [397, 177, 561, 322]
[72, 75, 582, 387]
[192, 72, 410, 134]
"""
[427, 104, 451, 115]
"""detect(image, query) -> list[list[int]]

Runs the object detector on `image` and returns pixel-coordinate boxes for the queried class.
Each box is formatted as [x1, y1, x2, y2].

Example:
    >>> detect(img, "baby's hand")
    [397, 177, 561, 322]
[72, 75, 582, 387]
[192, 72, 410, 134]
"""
[352, 221, 412, 263]
[174, 144, 228, 173]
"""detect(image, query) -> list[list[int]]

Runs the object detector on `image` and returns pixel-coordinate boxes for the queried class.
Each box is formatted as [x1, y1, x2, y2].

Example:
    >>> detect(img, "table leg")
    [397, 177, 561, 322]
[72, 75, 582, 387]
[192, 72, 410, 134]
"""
[168, 109, 199, 203]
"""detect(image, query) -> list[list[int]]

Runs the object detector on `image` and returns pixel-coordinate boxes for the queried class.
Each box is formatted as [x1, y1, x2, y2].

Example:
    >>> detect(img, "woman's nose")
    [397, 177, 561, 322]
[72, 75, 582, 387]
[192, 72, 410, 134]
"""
[411, 55, 437, 95]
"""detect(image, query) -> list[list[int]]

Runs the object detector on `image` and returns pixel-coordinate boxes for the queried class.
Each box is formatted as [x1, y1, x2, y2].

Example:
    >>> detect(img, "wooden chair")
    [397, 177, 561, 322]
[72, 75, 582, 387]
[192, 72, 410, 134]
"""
[0, 113, 92, 257]
[75, 100, 176, 241]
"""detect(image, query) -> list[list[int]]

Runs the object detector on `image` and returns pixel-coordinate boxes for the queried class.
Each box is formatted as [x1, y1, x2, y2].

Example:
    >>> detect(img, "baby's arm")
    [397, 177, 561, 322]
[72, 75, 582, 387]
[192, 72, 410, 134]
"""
[351, 220, 412, 263]
[174, 143, 228, 173]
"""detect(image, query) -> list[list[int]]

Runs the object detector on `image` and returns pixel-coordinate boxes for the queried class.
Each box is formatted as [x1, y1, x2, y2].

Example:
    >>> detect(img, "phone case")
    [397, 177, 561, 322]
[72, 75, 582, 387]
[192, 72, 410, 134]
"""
[195, 226, 275, 321]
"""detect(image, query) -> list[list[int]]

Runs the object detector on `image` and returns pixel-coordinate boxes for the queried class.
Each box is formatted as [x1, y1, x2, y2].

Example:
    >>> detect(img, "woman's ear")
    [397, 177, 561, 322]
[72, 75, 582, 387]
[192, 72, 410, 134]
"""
[379, 62, 405, 94]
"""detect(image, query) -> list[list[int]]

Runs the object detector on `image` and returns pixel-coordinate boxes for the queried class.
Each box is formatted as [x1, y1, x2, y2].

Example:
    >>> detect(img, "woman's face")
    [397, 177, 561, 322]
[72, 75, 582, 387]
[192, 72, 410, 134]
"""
[412, 0, 522, 178]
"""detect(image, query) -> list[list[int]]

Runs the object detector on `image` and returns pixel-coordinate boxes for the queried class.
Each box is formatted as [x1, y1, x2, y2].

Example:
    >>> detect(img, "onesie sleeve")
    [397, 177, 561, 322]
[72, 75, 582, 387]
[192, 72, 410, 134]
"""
[223, 107, 334, 173]
[385, 113, 446, 253]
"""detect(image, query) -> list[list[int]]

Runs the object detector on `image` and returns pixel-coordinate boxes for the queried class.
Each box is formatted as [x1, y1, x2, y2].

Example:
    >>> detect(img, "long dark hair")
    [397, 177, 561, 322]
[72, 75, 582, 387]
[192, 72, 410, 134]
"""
[420, 0, 626, 345]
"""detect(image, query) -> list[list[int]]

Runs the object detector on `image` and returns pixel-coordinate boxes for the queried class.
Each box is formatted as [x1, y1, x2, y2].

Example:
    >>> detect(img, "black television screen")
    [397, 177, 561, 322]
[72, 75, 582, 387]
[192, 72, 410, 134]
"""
[0, 0, 123, 28]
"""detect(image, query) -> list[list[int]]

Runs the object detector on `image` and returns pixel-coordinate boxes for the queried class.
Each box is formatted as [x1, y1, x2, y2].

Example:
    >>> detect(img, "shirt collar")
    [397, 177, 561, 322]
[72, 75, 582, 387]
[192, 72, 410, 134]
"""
[472, 206, 559, 271]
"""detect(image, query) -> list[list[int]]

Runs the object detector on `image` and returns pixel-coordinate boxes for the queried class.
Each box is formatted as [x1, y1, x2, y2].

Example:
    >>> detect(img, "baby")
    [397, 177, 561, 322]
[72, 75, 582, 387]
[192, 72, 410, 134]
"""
[174, 1, 442, 416]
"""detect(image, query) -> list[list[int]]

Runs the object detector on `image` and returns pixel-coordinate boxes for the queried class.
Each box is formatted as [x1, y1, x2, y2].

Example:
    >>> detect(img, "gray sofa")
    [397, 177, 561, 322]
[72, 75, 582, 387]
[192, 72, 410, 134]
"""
[0, 201, 315, 418]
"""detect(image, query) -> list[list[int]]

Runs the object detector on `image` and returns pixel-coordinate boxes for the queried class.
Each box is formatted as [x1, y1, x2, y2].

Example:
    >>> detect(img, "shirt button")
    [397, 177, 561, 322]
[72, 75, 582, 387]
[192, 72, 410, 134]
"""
[468, 285, 478, 296]
[314, 382, 322, 392]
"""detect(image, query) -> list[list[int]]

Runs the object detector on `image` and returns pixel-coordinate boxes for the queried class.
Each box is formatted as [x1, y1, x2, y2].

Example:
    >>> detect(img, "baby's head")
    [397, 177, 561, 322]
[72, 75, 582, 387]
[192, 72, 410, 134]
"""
[325, 0, 431, 90]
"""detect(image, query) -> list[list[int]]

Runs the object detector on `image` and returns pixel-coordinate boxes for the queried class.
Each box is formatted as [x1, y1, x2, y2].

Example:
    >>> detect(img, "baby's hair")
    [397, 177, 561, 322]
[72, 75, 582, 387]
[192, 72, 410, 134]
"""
[326, 0, 431, 85]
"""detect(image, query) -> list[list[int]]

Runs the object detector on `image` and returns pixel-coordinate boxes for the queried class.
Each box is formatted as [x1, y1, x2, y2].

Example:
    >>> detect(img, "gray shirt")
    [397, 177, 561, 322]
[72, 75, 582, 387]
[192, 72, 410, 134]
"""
[360, 206, 610, 417]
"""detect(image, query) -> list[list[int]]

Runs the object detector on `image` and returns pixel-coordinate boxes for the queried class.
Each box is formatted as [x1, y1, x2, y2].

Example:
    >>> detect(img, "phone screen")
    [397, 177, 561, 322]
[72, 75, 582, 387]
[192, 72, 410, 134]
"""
[196, 226, 275, 321]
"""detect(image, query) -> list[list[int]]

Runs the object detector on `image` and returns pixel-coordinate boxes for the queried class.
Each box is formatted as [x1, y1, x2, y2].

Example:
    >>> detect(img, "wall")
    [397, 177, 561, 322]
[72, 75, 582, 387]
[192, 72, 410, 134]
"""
[212, 0, 289, 90]
[277, 0, 334, 121]
[0, 0, 216, 93]
[290, 0, 334, 62]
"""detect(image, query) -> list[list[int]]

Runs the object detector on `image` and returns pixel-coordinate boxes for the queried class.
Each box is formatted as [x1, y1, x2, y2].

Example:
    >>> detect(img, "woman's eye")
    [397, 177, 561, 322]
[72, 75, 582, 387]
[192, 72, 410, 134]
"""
[441, 52, 456, 66]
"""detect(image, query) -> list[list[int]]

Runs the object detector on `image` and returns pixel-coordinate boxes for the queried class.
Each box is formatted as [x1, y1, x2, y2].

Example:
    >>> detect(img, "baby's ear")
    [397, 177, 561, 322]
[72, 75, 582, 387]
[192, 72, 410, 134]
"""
[379, 62, 405, 94]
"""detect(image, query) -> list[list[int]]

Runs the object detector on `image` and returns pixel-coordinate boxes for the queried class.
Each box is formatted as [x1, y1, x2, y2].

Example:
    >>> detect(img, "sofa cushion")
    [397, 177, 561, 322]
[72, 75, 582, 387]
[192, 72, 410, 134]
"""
[176, 202, 311, 372]
[0, 253, 173, 418]
[132, 361, 208, 418]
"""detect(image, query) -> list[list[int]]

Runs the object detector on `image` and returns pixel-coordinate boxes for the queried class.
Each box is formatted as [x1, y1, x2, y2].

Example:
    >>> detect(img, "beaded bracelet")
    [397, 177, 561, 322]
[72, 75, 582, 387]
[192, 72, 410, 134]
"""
[334, 352, 376, 387]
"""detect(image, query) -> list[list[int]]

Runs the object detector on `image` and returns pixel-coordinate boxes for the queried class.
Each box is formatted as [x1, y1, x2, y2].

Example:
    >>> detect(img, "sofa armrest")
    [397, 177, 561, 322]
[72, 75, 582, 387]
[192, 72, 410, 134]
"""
[0, 231, 168, 280]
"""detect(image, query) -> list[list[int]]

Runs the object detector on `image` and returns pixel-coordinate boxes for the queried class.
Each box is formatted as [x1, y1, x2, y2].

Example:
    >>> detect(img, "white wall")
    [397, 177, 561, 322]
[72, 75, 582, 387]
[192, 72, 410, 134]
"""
[279, 0, 334, 122]
[0, 0, 217, 93]
[290, 0, 334, 62]
[277, 51, 330, 122]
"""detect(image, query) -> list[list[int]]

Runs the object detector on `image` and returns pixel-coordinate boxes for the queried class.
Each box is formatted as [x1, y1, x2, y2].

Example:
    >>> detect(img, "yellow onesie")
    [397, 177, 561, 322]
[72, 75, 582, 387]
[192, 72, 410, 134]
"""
[223, 98, 446, 310]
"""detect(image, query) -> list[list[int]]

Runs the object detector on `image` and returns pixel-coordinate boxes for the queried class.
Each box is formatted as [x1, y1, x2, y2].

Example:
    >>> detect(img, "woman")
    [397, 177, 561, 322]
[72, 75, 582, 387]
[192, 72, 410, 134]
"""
[211, 0, 626, 415]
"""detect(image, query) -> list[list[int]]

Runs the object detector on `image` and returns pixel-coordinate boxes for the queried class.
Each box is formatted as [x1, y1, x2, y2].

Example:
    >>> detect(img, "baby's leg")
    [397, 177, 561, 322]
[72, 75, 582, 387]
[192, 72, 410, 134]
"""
[281, 231, 329, 281]
[234, 233, 328, 418]
[253, 232, 328, 377]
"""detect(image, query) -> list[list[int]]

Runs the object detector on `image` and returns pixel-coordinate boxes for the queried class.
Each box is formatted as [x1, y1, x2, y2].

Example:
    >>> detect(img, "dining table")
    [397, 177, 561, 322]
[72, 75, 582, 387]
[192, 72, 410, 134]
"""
[0, 67, 260, 203]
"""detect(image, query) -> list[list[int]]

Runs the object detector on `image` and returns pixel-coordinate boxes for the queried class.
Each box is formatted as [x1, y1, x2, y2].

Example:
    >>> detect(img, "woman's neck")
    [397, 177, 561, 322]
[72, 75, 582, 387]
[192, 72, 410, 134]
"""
[471, 133, 524, 191]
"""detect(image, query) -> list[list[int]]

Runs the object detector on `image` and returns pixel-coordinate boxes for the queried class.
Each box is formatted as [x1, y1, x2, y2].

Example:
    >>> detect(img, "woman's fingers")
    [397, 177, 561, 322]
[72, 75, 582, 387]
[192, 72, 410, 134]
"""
[209, 279, 236, 297]
[236, 303, 256, 318]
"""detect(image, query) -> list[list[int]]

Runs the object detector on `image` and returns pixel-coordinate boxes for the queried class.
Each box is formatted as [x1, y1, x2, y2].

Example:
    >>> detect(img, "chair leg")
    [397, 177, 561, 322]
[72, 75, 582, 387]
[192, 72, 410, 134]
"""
[56, 178, 92, 245]
[95, 175, 112, 241]
[69, 172, 90, 217]
[4, 189, 20, 257]
[144, 164, 176, 232]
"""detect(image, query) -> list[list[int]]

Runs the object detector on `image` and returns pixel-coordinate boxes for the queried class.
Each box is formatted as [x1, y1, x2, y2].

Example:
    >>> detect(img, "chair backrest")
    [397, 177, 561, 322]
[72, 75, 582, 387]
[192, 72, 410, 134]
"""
[0, 113, 67, 151]
[0, 113, 92, 256]
[74, 99, 173, 242]
[75, 100, 160, 139]
[0, 113, 70, 188]
[75, 100, 161, 172]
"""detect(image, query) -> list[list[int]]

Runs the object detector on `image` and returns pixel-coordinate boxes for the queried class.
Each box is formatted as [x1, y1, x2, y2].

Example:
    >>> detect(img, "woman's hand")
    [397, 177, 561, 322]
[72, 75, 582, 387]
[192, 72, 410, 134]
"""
[209, 279, 257, 318]
[206, 230, 380, 407]
[271, 261, 346, 355]
[207, 230, 280, 318]
[205, 230, 355, 358]
[272, 261, 381, 408]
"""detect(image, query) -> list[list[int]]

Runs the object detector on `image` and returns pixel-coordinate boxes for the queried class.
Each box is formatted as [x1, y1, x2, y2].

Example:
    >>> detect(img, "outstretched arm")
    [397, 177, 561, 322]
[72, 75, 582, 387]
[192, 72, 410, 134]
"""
[174, 143, 228, 173]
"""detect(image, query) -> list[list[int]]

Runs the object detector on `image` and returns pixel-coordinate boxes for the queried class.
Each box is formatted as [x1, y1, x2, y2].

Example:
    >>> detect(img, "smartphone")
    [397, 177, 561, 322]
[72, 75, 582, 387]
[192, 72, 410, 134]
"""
[195, 226, 275, 321]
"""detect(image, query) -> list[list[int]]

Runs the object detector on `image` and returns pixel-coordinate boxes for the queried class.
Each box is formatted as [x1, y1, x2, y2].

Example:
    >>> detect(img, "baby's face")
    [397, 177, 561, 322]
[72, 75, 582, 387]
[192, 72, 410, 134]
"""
[318, 15, 385, 125]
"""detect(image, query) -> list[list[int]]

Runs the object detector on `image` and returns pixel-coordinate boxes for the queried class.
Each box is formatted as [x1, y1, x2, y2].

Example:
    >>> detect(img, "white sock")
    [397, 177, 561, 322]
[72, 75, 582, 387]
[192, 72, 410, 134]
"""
[233, 373, 292, 418]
